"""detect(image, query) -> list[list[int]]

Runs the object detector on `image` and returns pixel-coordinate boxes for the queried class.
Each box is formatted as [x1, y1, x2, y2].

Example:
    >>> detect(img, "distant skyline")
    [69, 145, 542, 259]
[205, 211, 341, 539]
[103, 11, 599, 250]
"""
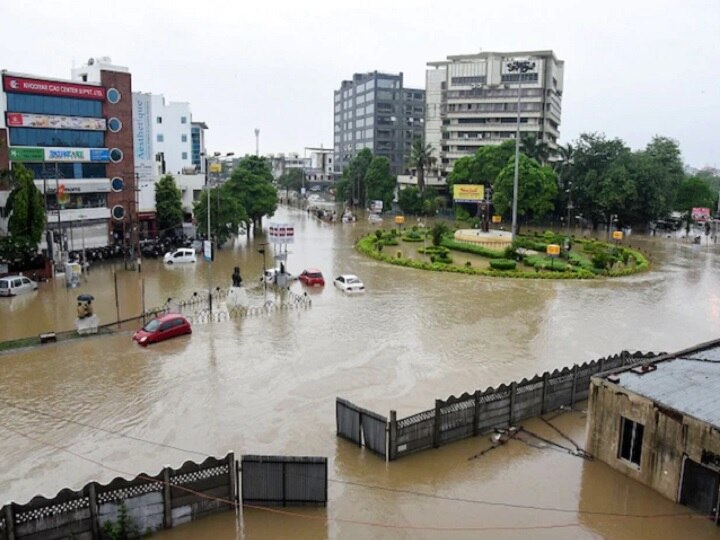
[1, 0, 718, 168]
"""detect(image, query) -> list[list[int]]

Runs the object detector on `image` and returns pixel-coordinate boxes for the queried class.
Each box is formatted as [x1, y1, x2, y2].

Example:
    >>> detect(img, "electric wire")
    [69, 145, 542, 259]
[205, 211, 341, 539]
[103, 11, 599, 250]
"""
[0, 403, 702, 522]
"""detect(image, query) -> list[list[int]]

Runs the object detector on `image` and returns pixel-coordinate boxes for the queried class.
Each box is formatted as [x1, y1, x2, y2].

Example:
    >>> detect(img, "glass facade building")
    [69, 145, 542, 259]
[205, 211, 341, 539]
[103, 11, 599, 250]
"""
[333, 72, 425, 176]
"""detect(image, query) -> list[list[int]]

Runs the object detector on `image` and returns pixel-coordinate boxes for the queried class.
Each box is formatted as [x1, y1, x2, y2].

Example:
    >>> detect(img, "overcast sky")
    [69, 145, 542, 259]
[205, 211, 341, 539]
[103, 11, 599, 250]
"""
[1, 0, 718, 168]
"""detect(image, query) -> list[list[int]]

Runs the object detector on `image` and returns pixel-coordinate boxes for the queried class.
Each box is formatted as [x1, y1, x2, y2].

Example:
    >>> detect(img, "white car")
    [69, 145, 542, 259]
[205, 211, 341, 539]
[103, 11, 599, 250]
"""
[0, 275, 38, 297]
[163, 248, 197, 264]
[333, 274, 365, 293]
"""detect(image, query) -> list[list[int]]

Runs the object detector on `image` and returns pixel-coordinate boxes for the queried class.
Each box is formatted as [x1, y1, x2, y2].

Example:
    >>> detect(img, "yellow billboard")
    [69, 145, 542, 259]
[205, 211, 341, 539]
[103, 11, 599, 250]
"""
[209, 163, 222, 173]
[453, 184, 484, 203]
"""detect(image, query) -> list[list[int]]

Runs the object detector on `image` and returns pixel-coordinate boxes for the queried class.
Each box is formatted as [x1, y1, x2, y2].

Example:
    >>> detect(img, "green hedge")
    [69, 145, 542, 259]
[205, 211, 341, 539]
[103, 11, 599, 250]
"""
[489, 259, 517, 271]
[356, 234, 648, 280]
[441, 237, 506, 259]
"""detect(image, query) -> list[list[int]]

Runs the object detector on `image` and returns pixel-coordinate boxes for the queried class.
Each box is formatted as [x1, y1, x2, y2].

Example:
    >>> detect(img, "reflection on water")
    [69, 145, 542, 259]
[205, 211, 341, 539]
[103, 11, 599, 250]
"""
[1, 207, 720, 538]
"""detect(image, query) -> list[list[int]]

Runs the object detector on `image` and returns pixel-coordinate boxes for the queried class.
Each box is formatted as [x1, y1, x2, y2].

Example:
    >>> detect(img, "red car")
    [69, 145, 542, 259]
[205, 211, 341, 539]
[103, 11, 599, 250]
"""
[298, 268, 325, 287]
[133, 313, 192, 346]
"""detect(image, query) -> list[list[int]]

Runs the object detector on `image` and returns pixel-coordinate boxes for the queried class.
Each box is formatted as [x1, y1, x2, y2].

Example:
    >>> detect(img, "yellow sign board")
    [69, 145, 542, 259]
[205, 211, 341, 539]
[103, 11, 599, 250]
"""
[452, 184, 484, 203]
[546, 244, 561, 256]
[209, 163, 222, 173]
[491, 215, 502, 224]
[394, 215, 405, 225]
[612, 231, 624, 240]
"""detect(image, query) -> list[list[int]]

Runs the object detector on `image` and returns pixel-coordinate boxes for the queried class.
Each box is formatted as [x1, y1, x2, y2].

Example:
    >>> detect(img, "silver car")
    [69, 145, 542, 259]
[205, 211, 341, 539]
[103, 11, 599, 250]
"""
[0, 275, 38, 297]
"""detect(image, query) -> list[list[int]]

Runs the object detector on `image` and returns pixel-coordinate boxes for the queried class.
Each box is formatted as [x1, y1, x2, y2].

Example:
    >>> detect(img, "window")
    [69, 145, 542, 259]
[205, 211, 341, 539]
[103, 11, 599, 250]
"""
[6, 93, 102, 117]
[24, 163, 106, 179]
[181, 134, 188, 142]
[109, 148, 123, 163]
[156, 116, 163, 124]
[107, 117, 122, 132]
[181, 152, 188, 160]
[181, 116, 187, 124]
[451, 76, 487, 85]
[157, 134, 164, 142]
[112, 205, 125, 220]
[619, 417, 644, 466]
[107, 88, 121, 104]
[9, 127, 104, 148]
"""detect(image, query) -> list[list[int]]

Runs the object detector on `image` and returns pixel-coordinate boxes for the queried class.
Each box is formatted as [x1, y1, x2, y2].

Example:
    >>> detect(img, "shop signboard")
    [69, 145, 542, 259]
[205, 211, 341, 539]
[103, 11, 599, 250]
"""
[44, 147, 109, 162]
[692, 207, 711, 222]
[6, 112, 106, 130]
[452, 184, 485, 203]
[3, 75, 106, 100]
[9, 147, 45, 162]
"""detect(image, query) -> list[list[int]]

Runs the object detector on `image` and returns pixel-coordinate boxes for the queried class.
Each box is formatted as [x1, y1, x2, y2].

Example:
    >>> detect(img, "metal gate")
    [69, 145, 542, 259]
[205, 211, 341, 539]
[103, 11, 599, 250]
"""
[336, 398, 387, 458]
[680, 457, 720, 522]
[240, 455, 327, 507]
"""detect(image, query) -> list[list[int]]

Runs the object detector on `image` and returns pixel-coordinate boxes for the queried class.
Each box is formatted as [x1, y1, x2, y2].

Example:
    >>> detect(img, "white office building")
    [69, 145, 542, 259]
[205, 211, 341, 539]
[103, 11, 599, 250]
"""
[425, 50, 564, 178]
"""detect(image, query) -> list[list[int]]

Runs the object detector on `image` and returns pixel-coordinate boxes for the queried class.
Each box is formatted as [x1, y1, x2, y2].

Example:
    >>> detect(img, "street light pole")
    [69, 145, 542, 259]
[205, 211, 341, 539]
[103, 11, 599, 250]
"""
[507, 58, 536, 242]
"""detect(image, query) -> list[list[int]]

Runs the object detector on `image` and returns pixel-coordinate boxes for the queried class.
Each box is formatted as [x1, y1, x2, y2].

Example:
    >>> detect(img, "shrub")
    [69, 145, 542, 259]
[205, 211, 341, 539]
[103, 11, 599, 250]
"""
[375, 229, 383, 240]
[430, 253, 453, 264]
[402, 231, 423, 242]
[454, 206, 470, 221]
[441, 238, 505, 258]
[465, 261, 472, 268]
[591, 251, 610, 269]
[419, 246, 450, 255]
[431, 223, 449, 246]
[490, 259, 517, 271]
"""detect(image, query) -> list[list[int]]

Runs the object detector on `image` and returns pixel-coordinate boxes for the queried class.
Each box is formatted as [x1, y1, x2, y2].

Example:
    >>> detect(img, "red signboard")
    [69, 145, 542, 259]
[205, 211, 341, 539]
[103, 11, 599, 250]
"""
[692, 207, 711, 221]
[3, 75, 106, 100]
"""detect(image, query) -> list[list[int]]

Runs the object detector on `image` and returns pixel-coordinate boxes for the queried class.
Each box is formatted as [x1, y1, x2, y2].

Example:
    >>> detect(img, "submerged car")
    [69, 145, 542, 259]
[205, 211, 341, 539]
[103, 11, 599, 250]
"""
[298, 268, 325, 287]
[133, 313, 192, 346]
[0, 275, 38, 297]
[163, 248, 197, 264]
[333, 274, 365, 293]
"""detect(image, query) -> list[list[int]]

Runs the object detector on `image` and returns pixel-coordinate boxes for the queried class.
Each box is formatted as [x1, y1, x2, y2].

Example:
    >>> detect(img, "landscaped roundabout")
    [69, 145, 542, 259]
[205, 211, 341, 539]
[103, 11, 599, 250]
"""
[356, 226, 649, 279]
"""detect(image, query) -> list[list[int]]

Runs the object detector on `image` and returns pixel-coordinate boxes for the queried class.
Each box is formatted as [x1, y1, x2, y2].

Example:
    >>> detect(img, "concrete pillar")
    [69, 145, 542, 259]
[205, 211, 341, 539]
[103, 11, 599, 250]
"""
[163, 466, 172, 529]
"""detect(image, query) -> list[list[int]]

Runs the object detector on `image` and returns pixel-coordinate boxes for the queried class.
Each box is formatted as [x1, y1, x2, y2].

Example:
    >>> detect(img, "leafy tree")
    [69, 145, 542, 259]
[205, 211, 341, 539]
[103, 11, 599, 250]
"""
[521, 134, 551, 164]
[398, 187, 423, 215]
[493, 155, 558, 227]
[407, 138, 435, 195]
[340, 149, 373, 207]
[447, 141, 516, 190]
[364, 156, 396, 210]
[193, 184, 248, 247]
[224, 156, 278, 231]
[566, 133, 631, 227]
[6, 164, 45, 246]
[155, 174, 184, 235]
[277, 168, 305, 200]
[675, 176, 715, 224]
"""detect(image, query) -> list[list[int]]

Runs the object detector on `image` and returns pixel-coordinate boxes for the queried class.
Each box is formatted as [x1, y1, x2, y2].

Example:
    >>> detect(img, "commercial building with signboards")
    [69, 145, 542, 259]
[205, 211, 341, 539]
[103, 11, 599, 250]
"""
[0, 56, 136, 255]
[585, 340, 720, 525]
[425, 50, 564, 179]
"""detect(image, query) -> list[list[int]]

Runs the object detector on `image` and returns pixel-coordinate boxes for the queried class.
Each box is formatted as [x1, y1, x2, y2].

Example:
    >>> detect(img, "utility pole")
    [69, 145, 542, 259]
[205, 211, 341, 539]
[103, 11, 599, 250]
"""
[254, 128, 260, 157]
[507, 58, 536, 242]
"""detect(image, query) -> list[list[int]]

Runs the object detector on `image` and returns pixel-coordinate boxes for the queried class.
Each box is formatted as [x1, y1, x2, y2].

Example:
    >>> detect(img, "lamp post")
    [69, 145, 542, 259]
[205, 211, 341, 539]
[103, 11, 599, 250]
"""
[204, 151, 234, 314]
[506, 58, 536, 242]
[566, 181, 573, 237]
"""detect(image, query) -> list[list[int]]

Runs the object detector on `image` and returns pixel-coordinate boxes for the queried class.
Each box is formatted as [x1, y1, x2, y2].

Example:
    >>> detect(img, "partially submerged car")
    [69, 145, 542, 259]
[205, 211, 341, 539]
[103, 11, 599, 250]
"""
[133, 313, 192, 346]
[333, 274, 365, 293]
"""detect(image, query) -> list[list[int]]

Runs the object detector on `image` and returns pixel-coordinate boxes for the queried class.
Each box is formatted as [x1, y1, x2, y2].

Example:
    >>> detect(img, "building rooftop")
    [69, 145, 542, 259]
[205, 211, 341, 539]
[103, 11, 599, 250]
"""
[607, 342, 720, 428]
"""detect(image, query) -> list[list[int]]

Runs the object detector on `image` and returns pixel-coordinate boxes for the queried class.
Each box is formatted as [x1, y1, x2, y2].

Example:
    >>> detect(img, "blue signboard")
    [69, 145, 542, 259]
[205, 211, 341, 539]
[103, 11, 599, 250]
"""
[90, 149, 110, 162]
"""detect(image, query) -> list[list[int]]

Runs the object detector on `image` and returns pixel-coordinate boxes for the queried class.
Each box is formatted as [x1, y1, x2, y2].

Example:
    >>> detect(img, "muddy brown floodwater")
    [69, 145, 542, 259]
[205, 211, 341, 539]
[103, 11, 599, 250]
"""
[1, 207, 719, 539]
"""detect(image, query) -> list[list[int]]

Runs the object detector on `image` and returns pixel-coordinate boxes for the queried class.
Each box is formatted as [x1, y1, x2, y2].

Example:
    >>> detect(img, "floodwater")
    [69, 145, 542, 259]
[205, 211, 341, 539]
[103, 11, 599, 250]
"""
[1, 207, 719, 539]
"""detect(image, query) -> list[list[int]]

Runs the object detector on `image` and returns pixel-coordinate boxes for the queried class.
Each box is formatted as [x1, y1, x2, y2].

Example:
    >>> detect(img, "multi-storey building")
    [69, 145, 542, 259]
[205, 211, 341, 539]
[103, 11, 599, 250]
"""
[426, 50, 564, 178]
[0, 57, 136, 254]
[131, 92, 208, 238]
[132, 92, 202, 177]
[333, 72, 424, 176]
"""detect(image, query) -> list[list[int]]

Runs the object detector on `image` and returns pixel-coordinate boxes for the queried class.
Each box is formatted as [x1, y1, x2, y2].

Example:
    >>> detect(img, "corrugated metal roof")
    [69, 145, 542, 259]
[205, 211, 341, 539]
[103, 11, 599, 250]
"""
[614, 353, 720, 428]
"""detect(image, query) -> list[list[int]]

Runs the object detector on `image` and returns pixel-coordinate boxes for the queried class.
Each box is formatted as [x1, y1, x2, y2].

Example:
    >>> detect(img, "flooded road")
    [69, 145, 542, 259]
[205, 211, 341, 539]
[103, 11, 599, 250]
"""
[1, 207, 719, 539]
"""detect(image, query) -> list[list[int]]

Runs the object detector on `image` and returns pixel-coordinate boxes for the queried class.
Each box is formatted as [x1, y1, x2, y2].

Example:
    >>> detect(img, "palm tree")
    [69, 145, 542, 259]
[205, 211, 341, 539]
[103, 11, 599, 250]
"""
[408, 138, 435, 195]
[520, 134, 551, 164]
